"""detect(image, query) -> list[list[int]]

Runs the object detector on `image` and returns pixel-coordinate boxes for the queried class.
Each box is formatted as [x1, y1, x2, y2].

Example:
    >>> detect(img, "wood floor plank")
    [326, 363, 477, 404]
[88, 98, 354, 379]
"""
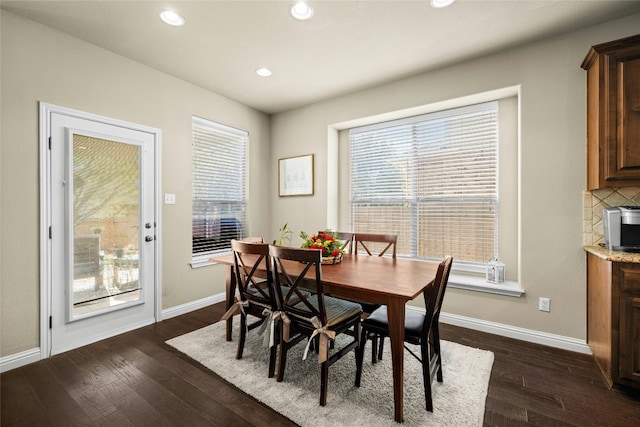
[92, 410, 137, 427]
[483, 396, 528, 422]
[48, 351, 120, 399]
[130, 377, 228, 426]
[0, 368, 52, 426]
[96, 379, 175, 427]
[83, 339, 150, 387]
[21, 361, 93, 426]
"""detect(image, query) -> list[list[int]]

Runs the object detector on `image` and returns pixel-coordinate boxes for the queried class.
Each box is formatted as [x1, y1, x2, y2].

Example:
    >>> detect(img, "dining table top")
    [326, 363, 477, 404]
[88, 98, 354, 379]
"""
[212, 251, 439, 306]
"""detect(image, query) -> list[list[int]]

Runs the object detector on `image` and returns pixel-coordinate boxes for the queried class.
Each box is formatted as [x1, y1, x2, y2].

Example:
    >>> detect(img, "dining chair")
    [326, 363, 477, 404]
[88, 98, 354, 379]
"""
[336, 231, 354, 254]
[221, 240, 279, 377]
[240, 236, 265, 243]
[348, 233, 399, 321]
[353, 232, 397, 258]
[269, 245, 363, 406]
[354, 255, 453, 412]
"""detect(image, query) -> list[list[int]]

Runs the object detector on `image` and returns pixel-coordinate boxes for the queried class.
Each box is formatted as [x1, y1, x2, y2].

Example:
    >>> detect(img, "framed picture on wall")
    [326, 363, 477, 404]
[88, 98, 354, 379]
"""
[278, 154, 314, 197]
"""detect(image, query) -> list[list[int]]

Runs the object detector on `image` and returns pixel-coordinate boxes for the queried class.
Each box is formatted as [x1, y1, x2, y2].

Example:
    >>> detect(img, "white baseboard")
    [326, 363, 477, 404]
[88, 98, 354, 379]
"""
[160, 293, 226, 320]
[437, 310, 592, 354]
[0, 347, 41, 373]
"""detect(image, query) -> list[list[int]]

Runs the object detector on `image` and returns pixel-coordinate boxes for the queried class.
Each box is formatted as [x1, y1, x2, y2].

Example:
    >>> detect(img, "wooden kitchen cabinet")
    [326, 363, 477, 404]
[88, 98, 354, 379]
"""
[582, 34, 640, 190]
[587, 252, 640, 391]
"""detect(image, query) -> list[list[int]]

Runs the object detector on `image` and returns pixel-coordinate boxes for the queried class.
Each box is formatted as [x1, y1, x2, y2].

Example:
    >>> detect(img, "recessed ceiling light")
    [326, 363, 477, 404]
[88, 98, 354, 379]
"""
[291, 2, 314, 20]
[430, 0, 456, 8]
[256, 67, 273, 77]
[159, 10, 185, 26]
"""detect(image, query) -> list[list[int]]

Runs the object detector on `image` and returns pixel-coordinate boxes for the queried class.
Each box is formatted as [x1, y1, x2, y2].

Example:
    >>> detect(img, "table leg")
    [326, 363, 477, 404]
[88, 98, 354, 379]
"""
[387, 298, 405, 423]
[225, 265, 236, 341]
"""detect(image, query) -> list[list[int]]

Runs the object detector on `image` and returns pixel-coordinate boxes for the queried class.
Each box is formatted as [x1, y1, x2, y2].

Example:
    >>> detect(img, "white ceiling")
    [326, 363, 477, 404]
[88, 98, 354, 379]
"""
[3, 0, 640, 114]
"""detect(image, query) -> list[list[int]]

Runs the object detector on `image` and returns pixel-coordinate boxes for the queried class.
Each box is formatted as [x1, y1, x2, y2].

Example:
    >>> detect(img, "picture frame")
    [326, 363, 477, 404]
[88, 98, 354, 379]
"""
[278, 154, 314, 197]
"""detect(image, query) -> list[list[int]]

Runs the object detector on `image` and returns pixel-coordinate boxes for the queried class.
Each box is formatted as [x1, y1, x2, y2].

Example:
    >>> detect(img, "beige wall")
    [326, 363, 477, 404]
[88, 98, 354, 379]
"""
[270, 14, 640, 340]
[0, 11, 271, 357]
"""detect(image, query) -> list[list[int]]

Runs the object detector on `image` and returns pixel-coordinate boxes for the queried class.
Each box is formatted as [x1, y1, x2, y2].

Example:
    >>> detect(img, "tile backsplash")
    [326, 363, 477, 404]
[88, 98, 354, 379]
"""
[583, 187, 640, 245]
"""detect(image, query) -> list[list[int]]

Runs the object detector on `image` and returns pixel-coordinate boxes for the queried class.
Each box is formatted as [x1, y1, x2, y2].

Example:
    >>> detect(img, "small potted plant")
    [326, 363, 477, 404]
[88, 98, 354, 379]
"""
[273, 223, 292, 246]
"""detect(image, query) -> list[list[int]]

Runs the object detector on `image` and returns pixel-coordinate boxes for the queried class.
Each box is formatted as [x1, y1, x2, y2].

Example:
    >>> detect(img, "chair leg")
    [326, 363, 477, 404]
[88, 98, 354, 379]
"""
[268, 318, 280, 378]
[421, 341, 433, 412]
[371, 334, 378, 364]
[320, 360, 329, 406]
[276, 331, 288, 382]
[433, 324, 443, 382]
[236, 313, 247, 359]
[268, 345, 277, 378]
[267, 319, 277, 378]
[355, 323, 365, 387]
[377, 335, 384, 361]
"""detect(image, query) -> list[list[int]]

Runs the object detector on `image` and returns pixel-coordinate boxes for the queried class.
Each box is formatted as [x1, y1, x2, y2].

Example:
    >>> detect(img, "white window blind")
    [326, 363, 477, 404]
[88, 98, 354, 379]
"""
[349, 102, 498, 266]
[192, 117, 247, 259]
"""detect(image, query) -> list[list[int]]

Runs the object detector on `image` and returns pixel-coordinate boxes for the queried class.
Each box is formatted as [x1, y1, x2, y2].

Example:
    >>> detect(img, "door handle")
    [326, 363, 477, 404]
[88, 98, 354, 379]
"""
[145, 236, 155, 242]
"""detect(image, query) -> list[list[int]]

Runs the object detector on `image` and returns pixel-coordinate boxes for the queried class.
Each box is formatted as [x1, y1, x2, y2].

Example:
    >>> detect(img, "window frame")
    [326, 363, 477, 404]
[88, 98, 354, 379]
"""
[191, 116, 248, 265]
[348, 102, 499, 272]
[328, 87, 521, 295]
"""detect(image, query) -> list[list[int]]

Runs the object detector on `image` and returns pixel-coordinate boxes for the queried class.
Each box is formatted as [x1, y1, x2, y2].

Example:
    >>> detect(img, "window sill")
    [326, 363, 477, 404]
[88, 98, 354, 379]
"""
[189, 259, 215, 269]
[189, 251, 231, 269]
[448, 273, 524, 297]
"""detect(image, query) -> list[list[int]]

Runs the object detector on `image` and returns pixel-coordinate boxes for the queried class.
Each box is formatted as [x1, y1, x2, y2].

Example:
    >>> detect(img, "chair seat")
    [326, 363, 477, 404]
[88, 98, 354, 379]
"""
[356, 256, 453, 413]
[363, 305, 425, 345]
[293, 294, 362, 327]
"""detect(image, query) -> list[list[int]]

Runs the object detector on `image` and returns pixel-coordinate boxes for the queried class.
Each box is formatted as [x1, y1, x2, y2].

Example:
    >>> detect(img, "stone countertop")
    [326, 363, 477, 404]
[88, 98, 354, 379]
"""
[583, 245, 640, 263]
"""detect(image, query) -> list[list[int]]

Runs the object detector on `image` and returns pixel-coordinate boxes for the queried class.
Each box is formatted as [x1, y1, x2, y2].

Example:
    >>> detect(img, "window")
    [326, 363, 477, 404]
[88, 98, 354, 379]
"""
[192, 117, 247, 261]
[349, 102, 498, 269]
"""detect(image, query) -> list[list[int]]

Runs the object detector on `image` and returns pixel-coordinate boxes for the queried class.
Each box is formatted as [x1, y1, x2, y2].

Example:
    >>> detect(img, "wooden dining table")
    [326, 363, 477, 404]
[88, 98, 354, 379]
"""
[212, 252, 439, 423]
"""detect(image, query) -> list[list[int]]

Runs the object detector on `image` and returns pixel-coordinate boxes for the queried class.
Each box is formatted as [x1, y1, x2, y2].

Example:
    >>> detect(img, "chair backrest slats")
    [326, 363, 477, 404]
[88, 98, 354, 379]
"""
[269, 245, 326, 325]
[354, 233, 397, 258]
[231, 240, 274, 308]
[336, 232, 354, 254]
[422, 256, 453, 336]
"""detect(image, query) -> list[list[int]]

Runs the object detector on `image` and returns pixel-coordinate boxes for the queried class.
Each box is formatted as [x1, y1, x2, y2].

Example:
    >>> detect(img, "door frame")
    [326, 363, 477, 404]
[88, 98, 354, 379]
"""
[39, 102, 162, 359]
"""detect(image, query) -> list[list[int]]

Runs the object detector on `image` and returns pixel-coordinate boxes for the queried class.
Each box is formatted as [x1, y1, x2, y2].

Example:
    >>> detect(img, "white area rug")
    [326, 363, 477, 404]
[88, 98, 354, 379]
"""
[166, 319, 494, 426]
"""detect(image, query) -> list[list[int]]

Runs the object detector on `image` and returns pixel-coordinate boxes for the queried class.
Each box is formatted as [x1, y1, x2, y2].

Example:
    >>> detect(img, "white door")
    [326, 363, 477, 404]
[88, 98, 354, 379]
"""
[42, 104, 160, 356]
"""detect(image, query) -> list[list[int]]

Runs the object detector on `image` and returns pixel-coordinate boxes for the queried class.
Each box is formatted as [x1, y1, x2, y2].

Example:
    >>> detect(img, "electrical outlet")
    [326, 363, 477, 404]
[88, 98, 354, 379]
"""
[539, 297, 550, 312]
[164, 193, 176, 205]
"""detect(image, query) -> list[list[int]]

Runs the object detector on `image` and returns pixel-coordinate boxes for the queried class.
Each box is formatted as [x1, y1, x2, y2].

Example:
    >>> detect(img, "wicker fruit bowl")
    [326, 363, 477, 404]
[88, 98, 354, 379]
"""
[321, 252, 343, 265]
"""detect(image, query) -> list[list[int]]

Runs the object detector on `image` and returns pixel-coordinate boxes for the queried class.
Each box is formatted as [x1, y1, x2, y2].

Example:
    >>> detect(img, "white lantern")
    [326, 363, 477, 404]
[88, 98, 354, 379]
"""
[486, 257, 505, 284]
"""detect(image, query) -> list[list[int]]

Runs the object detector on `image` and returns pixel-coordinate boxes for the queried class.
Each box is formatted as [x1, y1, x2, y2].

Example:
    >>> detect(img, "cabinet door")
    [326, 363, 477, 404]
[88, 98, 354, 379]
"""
[583, 35, 640, 189]
[614, 55, 640, 173]
[618, 294, 640, 386]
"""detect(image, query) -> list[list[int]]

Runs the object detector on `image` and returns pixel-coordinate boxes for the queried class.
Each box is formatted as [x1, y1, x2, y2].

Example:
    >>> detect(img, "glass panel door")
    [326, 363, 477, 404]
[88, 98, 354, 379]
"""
[48, 106, 157, 356]
[69, 133, 142, 320]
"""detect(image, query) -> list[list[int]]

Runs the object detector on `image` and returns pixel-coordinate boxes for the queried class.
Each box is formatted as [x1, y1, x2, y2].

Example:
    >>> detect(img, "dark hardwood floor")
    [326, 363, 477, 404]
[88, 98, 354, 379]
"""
[2, 303, 639, 426]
